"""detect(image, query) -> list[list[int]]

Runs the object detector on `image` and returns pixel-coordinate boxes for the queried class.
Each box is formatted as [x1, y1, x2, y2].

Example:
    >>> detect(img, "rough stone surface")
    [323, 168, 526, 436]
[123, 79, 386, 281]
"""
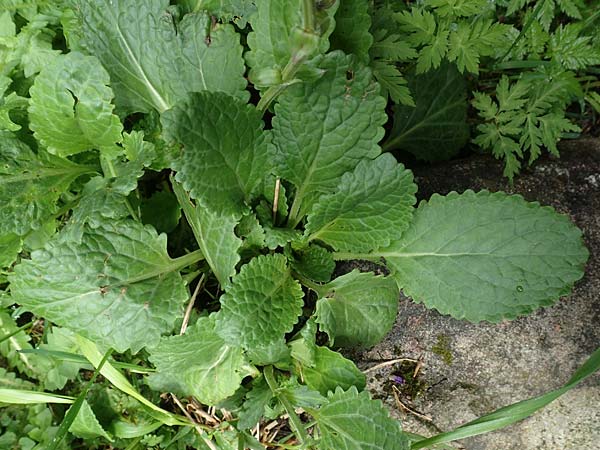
[351, 139, 600, 449]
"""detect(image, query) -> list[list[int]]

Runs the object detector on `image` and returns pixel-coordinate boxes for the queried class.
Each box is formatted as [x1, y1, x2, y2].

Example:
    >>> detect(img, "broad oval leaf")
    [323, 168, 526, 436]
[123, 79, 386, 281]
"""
[313, 386, 410, 450]
[273, 51, 387, 222]
[10, 220, 190, 353]
[305, 153, 417, 252]
[216, 254, 304, 349]
[383, 62, 469, 162]
[29, 52, 123, 156]
[147, 316, 253, 406]
[78, 0, 247, 114]
[315, 270, 399, 348]
[302, 346, 366, 396]
[383, 190, 589, 322]
[165, 91, 272, 217]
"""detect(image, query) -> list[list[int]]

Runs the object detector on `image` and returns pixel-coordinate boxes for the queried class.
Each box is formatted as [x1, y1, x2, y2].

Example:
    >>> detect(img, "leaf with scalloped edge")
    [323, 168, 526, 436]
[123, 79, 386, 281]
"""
[381, 190, 588, 322]
[0, 133, 93, 237]
[147, 315, 254, 406]
[305, 154, 416, 252]
[28, 51, 123, 157]
[301, 346, 366, 396]
[290, 243, 335, 283]
[10, 219, 191, 353]
[311, 386, 410, 450]
[165, 91, 272, 217]
[315, 270, 399, 348]
[329, 0, 373, 63]
[78, 0, 247, 114]
[216, 254, 304, 349]
[172, 179, 241, 288]
[273, 51, 387, 223]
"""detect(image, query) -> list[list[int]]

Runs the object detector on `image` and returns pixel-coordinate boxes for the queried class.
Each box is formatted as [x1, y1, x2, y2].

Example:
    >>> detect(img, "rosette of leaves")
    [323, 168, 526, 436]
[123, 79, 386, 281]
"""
[0, 0, 592, 448]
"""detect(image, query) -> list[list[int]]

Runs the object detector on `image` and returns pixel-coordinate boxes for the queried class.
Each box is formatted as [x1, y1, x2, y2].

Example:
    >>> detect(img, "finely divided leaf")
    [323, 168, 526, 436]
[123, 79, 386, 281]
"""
[312, 387, 410, 450]
[147, 316, 252, 406]
[305, 154, 416, 252]
[10, 220, 189, 353]
[216, 254, 304, 349]
[273, 51, 387, 223]
[315, 270, 399, 348]
[78, 0, 247, 114]
[0, 133, 92, 237]
[165, 91, 271, 217]
[302, 346, 366, 396]
[28, 52, 123, 157]
[383, 190, 588, 322]
[384, 63, 469, 162]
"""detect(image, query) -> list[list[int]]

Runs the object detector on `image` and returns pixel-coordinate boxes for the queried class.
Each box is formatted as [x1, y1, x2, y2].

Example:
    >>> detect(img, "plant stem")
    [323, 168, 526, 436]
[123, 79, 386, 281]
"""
[293, 272, 326, 297]
[264, 366, 310, 447]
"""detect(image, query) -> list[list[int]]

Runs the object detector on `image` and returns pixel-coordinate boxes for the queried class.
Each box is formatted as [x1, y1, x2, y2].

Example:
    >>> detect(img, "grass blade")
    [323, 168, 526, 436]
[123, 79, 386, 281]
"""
[47, 348, 113, 450]
[411, 346, 600, 449]
[0, 388, 74, 404]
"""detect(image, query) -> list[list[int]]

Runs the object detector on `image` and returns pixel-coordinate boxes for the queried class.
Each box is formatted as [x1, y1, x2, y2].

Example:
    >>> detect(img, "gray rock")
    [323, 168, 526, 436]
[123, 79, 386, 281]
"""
[352, 139, 600, 450]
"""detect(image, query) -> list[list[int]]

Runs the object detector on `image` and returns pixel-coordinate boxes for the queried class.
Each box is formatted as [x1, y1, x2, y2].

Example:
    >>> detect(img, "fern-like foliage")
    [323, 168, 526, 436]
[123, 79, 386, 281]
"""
[504, 0, 585, 30]
[395, 1, 510, 74]
[473, 71, 581, 180]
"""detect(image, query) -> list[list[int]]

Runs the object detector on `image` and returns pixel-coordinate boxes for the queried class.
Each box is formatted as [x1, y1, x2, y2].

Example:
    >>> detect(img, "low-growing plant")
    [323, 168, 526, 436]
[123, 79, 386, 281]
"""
[0, 1, 599, 449]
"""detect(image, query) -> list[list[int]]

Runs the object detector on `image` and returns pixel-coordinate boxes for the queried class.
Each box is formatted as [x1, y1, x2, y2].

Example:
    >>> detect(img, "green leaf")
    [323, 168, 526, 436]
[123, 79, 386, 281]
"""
[312, 386, 410, 450]
[273, 51, 387, 223]
[148, 315, 254, 406]
[382, 190, 588, 322]
[28, 52, 123, 157]
[0, 133, 92, 237]
[78, 1, 247, 114]
[329, 0, 373, 63]
[0, 389, 74, 405]
[0, 75, 28, 132]
[177, 0, 257, 26]
[384, 62, 469, 161]
[0, 233, 22, 268]
[305, 154, 416, 253]
[141, 190, 181, 234]
[10, 219, 194, 353]
[237, 377, 274, 430]
[301, 346, 366, 396]
[69, 400, 112, 441]
[38, 327, 87, 391]
[216, 254, 304, 349]
[165, 91, 272, 217]
[315, 270, 399, 348]
[290, 243, 335, 283]
[548, 24, 600, 70]
[172, 179, 241, 287]
[371, 60, 414, 106]
[0, 311, 49, 379]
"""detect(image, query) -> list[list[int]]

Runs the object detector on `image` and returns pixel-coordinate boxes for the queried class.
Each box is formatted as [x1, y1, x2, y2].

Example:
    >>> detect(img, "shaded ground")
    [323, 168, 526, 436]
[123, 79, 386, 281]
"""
[353, 139, 600, 449]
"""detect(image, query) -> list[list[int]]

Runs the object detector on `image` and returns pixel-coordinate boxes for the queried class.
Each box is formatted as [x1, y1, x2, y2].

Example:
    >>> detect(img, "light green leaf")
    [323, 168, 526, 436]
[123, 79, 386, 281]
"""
[382, 190, 588, 322]
[165, 91, 271, 217]
[28, 51, 123, 157]
[329, 0, 373, 63]
[0, 75, 28, 132]
[10, 219, 194, 353]
[148, 315, 254, 406]
[302, 346, 366, 396]
[0, 233, 22, 268]
[0, 311, 50, 379]
[237, 377, 273, 430]
[216, 254, 304, 349]
[315, 270, 399, 348]
[0, 389, 74, 405]
[312, 386, 409, 450]
[384, 62, 469, 162]
[78, 1, 247, 114]
[273, 51, 387, 223]
[305, 154, 416, 252]
[69, 400, 112, 441]
[172, 179, 241, 287]
[39, 327, 86, 391]
[0, 133, 92, 237]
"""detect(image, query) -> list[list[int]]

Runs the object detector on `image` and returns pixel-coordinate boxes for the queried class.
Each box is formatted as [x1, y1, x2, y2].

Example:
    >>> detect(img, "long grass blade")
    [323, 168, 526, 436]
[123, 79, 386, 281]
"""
[411, 346, 600, 449]
[0, 388, 74, 404]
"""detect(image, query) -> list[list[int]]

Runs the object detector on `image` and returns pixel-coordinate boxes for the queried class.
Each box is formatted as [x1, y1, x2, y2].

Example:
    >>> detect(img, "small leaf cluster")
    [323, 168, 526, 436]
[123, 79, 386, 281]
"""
[0, 1, 592, 449]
